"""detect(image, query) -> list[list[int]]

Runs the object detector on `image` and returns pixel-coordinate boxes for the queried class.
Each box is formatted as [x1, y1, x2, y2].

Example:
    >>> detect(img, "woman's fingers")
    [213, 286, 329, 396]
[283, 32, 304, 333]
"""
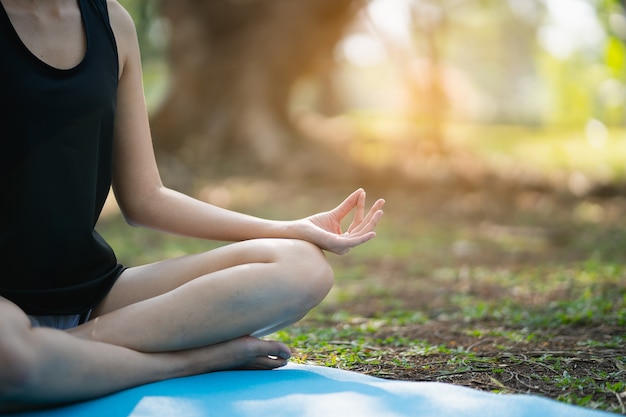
[309, 190, 384, 255]
[332, 189, 364, 221]
[330, 201, 384, 254]
[347, 190, 366, 233]
[331, 230, 378, 254]
[347, 198, 385, 236]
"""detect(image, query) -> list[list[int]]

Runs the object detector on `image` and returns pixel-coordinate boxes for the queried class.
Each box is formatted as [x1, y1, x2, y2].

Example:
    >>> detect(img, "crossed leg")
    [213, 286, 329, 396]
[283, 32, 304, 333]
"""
[0, 238, 335, 409]
[70, 238, 334, 357]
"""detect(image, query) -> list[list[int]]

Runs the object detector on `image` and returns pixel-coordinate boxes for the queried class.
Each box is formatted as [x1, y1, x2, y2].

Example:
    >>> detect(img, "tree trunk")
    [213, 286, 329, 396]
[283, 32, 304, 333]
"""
[151, 0, 361, 179]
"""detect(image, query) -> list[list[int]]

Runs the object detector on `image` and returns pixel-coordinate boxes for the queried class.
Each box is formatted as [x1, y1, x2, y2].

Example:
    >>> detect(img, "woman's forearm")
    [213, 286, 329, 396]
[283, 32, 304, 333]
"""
[119, 186, 296, 243]
[115, 186, 383, 255]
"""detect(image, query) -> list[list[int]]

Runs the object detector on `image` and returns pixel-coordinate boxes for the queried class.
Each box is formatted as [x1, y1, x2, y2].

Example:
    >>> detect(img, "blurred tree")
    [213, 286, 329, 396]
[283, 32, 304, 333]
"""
[375, 0, 545, 148]
[445, 0, 544, 124]
[406, 0, 542, 138]
[149, 0, 362, 179]
[118, 0, 625, 185]
[408, 0, 449, 147]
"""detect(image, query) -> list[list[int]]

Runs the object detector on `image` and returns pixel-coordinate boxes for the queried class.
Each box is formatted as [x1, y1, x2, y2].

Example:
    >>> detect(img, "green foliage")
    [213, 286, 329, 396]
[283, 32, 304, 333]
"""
[606, 37, 626, 77]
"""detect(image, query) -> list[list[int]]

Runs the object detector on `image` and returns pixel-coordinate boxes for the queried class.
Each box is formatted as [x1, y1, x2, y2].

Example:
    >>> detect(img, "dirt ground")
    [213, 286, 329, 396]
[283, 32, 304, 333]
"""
[347, 320, 624, 404]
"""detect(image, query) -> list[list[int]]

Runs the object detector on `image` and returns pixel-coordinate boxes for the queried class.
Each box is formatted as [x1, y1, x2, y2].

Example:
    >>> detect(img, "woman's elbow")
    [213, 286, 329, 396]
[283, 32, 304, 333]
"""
[113, 185, 161, 228]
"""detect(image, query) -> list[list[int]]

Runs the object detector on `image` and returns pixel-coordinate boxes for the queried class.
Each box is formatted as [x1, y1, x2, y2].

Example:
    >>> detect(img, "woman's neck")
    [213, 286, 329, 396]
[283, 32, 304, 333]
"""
[1, 0, 85, 70]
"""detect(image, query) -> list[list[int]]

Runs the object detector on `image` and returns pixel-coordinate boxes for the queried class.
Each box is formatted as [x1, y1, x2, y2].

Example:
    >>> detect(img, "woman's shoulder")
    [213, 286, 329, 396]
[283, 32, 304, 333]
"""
[105, 0, 140, 77]
[106, 1, 137, 40]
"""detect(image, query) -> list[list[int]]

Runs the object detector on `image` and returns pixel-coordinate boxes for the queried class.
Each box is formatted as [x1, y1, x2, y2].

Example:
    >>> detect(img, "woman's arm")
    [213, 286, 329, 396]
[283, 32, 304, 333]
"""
[107, 2, 384, 253]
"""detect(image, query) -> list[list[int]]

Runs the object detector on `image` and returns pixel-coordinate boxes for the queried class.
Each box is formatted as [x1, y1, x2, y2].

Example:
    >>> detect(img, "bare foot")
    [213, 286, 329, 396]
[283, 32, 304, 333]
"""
[69, 321, 290, 373]
[178, 336, 292, 375]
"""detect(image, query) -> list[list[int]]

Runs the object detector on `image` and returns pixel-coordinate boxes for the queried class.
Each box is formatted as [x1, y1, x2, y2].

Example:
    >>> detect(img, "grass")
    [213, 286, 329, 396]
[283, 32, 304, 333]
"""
[96, 125, 626, 414]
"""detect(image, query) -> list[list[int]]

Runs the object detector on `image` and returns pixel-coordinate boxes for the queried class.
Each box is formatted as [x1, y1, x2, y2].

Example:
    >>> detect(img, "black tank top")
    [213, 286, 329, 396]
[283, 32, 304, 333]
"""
[0, 0, 124, 315]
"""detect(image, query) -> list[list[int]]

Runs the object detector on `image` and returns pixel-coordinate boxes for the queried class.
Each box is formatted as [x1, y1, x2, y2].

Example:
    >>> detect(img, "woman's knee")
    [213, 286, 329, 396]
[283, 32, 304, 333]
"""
[274, 239, 335, 308]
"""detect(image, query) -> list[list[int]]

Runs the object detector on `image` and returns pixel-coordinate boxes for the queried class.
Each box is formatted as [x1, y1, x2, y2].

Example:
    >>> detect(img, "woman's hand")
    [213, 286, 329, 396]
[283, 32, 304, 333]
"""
[293, 189, 385, 255]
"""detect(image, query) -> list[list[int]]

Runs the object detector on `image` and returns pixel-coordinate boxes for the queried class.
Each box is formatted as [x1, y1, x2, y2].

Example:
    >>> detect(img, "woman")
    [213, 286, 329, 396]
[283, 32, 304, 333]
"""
[0, 0, 384, 411]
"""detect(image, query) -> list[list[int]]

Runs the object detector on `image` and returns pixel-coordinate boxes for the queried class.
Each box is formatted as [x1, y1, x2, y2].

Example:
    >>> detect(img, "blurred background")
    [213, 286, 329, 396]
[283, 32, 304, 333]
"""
[103, 3, 626, 407]
[118, 0, 626, 197]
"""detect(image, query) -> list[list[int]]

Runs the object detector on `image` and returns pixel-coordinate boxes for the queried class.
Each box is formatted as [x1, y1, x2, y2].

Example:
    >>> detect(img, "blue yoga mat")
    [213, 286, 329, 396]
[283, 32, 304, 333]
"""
[8, 364, 619, 416]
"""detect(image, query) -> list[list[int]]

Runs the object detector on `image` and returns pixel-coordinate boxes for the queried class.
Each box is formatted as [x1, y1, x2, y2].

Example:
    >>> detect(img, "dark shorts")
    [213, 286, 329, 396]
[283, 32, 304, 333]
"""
[28, 310, 92, 330]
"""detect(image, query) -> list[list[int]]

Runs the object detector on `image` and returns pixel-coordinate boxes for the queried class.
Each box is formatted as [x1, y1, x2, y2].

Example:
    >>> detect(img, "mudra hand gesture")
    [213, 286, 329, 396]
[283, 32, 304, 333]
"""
[293, 189, 385, 255]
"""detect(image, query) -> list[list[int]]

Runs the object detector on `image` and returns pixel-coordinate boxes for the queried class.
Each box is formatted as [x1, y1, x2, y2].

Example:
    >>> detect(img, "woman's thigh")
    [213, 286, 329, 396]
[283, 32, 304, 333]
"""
[79, 238, 334, 351]
[93, 238, 330, 317]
